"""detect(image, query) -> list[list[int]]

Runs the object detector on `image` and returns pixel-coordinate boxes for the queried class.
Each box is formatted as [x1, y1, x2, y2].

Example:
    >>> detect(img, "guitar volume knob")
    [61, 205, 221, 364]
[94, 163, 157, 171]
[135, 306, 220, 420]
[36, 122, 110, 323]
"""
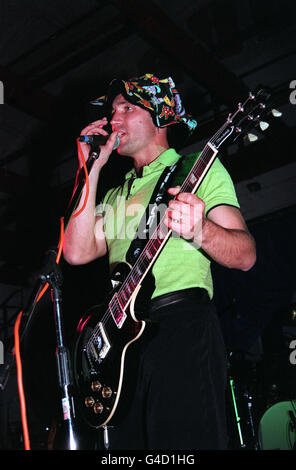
[85, 396, 95, 408]
[93, 402, 104, 414]
[91, 380, 102, 392]
[102, 386, 112, 398]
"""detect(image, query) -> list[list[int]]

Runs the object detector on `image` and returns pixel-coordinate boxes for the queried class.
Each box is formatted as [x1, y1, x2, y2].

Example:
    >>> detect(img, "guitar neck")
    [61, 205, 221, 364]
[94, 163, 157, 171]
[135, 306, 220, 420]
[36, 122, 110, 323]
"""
[180, 142, 218, 195]
[116, 142, 219, 311]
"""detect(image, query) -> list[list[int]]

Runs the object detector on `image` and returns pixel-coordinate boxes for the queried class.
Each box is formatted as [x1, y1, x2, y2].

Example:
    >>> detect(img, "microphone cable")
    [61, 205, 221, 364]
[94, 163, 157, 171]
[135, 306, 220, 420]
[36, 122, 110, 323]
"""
[14, 139, 90, 450]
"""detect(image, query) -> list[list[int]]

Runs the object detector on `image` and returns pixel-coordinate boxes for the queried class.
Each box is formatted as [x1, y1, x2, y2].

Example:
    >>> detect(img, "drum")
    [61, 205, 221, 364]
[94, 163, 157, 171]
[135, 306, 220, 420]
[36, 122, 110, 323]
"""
[258, 401, 296, 450]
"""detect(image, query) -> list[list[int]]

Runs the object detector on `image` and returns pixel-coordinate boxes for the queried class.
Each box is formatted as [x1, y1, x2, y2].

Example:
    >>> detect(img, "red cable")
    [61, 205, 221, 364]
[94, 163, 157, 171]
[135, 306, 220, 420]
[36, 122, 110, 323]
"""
[71, 139, 89, 218]
[14, 310, 30, 450]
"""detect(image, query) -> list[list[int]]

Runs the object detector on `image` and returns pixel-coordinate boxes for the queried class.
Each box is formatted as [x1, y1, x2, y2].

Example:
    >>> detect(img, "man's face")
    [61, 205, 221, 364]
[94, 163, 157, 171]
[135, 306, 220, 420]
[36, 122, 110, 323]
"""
[110, 94, 158, 157]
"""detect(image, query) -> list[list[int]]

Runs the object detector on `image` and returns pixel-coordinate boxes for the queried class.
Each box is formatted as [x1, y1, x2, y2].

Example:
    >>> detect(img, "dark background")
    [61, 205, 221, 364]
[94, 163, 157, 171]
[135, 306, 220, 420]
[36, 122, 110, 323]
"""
[0, 0, 295, 451]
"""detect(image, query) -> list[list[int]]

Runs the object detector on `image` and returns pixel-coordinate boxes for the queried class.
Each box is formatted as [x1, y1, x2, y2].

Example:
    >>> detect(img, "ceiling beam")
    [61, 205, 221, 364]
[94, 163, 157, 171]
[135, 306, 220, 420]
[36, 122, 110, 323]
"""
[0, 66, 57, 121]
[9, 14, 130, 91]
[3, 0, 248, 121]
[1, 10, 129, 120]
[112, 0, 248, 106]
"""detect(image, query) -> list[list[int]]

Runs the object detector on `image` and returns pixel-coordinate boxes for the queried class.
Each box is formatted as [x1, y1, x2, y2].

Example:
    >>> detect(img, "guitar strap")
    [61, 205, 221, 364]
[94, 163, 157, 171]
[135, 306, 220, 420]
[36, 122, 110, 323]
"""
[126, 156, 184, 265]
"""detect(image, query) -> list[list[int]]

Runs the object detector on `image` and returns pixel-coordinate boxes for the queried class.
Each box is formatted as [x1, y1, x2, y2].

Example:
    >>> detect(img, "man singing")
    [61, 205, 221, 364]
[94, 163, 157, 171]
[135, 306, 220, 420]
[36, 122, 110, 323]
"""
[64, 73, 256, 450]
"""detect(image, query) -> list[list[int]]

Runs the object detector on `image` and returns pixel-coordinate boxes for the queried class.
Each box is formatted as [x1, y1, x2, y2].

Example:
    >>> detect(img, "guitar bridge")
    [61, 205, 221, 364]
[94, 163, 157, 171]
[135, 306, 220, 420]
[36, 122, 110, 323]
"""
[87, 322, 111, 367]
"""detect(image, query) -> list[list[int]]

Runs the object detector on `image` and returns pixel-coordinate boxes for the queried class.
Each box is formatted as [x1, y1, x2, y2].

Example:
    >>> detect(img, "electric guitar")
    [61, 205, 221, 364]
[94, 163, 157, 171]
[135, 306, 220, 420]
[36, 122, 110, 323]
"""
[73, 88, 279, 428]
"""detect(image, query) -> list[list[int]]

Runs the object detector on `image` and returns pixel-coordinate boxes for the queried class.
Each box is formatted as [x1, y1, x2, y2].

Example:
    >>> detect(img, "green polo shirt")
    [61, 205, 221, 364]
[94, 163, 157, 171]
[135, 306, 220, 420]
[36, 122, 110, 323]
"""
[96, 148, 239, 299]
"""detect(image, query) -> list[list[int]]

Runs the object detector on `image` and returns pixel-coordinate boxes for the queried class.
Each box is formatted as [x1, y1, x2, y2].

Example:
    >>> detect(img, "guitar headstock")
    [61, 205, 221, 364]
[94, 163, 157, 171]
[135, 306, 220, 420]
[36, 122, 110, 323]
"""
[211, 87, 282, 149]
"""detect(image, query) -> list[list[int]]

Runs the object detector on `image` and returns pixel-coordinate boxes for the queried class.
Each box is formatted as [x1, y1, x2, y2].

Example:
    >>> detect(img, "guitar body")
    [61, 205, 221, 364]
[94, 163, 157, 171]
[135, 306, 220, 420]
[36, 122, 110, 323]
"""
[72, 263, 145, 428]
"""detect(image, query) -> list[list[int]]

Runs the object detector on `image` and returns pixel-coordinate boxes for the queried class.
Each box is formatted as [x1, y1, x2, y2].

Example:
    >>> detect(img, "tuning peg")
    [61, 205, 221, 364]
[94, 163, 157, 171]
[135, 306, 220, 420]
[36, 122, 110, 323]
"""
[246, 133, 258, 142]
[259, 121, 270, 131]
[271, 109, 282, 117]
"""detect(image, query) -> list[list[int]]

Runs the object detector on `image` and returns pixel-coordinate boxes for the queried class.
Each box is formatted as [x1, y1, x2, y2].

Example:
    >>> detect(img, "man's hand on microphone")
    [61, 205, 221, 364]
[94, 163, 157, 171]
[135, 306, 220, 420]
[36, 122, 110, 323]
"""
[79, 117, 118, 169]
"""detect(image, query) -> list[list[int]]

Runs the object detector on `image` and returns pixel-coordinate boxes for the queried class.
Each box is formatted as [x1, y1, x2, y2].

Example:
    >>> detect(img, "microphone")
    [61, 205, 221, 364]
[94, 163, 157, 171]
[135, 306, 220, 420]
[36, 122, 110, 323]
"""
[79, 134, 120, 150]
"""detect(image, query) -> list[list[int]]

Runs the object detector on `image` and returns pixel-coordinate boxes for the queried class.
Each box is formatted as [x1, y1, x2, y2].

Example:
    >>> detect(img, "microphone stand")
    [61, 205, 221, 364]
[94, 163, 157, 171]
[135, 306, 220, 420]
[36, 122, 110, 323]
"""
[0, 146, 101, 450]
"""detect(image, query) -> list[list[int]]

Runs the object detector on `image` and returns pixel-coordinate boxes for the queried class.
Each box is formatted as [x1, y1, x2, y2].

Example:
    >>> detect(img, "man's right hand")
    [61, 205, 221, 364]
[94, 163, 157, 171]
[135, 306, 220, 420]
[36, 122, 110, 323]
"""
[64, 117, 113, 265]
[79, 117, 118, 169]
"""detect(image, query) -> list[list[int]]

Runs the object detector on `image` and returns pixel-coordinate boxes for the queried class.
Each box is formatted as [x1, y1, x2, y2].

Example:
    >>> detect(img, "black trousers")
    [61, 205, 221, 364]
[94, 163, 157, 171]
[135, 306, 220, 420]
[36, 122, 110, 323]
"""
[109, 295, 228, 450]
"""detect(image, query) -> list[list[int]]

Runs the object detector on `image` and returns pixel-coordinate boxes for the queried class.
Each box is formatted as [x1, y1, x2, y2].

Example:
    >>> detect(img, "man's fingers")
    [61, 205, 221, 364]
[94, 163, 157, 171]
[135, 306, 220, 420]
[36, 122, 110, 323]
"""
[77, 119, 117, 170]
[103, 131, 118, 150]
[175, 192, 201, 205]
[80, 117, 109, 136]
[167, 186, 181, 196]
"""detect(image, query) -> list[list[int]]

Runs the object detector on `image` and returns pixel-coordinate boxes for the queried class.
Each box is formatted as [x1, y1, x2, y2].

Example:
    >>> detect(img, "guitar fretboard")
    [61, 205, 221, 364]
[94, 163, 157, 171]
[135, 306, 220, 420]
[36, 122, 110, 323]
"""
[116, 143, 218, 311]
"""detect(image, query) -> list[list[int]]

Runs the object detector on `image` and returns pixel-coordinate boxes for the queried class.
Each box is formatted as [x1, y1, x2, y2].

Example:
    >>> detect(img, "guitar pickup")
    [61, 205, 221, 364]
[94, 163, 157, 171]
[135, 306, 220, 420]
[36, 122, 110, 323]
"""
[97, 322, 111, 359]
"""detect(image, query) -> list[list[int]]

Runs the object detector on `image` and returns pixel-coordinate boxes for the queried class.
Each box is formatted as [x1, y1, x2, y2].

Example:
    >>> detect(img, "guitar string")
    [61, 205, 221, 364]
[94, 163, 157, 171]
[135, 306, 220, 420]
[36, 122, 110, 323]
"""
[85, 118, 234, 353]
[130, 97, 265, 284]
[85, 111, 248, 353]
[85, 132, 231, 351]
[89, 97, 259, 348]
[114, 122, 231, 298]
[85, 143, 219, 353]
[85, 94, 271, 364]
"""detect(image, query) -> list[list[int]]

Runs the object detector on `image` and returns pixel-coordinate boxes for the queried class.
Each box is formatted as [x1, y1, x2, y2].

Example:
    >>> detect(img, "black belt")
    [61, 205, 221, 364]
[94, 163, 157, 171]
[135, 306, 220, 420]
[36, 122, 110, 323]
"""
[148, 287, 209, 315]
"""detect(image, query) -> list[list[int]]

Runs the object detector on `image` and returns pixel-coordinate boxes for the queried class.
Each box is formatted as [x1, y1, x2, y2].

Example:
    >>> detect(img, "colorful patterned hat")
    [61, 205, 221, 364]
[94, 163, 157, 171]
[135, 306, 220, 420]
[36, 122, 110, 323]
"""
[91, 73, 197, 135]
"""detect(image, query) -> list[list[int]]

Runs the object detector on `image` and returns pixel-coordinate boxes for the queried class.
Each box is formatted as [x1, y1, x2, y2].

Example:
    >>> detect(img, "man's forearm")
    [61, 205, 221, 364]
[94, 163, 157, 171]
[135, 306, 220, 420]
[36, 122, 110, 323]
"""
[200, 218, 256, 271]
[63, 119, 118, 265]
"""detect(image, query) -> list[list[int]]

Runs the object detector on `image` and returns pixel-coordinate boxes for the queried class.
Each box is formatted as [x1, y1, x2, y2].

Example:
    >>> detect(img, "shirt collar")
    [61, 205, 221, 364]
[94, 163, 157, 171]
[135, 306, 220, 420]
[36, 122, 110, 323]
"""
[125, 148, 182, 180]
